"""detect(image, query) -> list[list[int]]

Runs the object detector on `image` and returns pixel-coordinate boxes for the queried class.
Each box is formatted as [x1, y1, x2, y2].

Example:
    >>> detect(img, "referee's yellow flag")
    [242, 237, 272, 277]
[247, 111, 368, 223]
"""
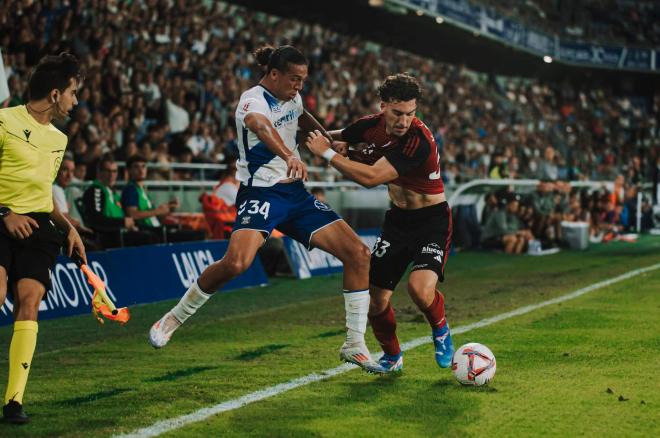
[80, 265, 130, 324]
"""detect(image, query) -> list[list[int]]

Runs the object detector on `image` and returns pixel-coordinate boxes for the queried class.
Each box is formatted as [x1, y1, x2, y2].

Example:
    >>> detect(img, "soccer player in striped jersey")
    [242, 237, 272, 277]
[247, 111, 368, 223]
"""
[306, 73, 454, 374]
[0, 53, 86, 423]
[150, 46, 379, 371]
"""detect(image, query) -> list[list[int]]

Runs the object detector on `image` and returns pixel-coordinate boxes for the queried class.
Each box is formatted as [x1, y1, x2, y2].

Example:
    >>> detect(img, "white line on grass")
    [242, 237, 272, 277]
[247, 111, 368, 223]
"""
[116, 263, 660, 438]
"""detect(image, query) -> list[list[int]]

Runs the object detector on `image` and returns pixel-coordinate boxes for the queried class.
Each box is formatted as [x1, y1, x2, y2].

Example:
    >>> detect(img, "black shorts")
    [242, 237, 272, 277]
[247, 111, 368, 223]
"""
[370, 202, 452, 290]
[0, 213, 63, 290]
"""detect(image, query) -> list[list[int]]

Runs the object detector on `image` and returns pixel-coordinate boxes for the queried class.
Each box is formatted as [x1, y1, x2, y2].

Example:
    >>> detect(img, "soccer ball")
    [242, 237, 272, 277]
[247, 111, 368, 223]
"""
[451, 343, 496, 386]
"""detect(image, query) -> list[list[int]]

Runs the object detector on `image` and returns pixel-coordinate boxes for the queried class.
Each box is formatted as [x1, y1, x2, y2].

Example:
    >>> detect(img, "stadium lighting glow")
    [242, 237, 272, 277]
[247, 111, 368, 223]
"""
[543, 55, 553, 63]
[416, 10, 424, 16]
[435, 16, 444, 24]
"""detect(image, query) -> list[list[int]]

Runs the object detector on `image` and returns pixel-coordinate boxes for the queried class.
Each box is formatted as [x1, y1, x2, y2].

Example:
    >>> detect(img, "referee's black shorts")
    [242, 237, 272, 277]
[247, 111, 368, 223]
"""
[0, 213, 63, 290]
[370, 202, 452, 291]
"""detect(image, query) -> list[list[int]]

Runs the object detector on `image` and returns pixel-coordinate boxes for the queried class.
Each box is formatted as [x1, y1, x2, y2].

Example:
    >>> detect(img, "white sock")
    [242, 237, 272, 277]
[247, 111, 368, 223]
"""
[171, 281, 212, 324]
[343, 289, 369, 344]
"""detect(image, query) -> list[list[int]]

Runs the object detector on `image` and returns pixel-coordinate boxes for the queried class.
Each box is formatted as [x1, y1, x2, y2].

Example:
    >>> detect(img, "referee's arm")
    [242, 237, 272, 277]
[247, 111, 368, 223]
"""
[51, 197, 87, 262]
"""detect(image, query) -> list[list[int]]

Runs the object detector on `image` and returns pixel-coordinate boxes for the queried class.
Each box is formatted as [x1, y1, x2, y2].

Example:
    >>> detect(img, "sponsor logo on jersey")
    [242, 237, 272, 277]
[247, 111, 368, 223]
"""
[273, 110, 297, 127]
[314, 200, 331, 211]
[241, 216, 251, 225]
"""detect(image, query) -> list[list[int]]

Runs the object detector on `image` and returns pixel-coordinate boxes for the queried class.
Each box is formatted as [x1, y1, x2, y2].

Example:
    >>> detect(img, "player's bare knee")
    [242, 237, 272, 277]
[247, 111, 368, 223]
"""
[351, 243, 371, 272]
[407, 281, 434, 308]
[14, 293, 42, 321]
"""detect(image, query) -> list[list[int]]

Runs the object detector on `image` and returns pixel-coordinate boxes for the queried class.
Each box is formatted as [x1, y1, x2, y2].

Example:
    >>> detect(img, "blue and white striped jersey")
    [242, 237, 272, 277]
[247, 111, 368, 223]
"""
[234, 84, 304, 187]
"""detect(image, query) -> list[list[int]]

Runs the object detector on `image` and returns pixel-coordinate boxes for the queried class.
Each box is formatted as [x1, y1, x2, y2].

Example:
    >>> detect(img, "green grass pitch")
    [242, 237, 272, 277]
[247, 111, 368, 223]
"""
[0, 236, 658, 437]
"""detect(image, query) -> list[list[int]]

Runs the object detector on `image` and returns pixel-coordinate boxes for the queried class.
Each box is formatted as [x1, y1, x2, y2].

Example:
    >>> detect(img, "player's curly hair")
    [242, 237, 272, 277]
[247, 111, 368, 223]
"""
[377, 73, 422, 103]
[28, 52, 83, 100]
[253, 45, 307, 73]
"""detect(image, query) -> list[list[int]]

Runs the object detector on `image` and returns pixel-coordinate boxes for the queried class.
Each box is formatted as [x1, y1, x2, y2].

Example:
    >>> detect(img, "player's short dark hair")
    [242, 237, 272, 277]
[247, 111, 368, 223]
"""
[126, 154, 148, 168]
[97, 154, 116, 172]
[28, 53, 83, 101]
[377, 73, 422, 103]
[311, 187, 325, 196]
[254, 45, 307, 73]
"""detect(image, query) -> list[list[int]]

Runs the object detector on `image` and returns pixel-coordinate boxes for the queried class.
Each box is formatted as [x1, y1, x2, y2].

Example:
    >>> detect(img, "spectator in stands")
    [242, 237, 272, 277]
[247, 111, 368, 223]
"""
[481, 192, 532, 254]
[537, 146, 559, 181]
[81, 155, 155, 249]
[1, 0, 657, 188]
[213, 158, 239, 208]
[121, 154, 178, 239]
[52, 155, 97, 249]
[121, 154, 205, 243]
[310, 187, 327, 203]
[186, 123, 216, 162]
[488, 152, 508, 179]
[480, 191, 500, 225]
[531, 180, 560, 244]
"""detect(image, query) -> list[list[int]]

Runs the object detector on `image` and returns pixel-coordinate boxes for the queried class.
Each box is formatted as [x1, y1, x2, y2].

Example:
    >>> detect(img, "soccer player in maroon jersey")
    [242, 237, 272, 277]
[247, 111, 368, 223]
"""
[305, 73, 453, 373]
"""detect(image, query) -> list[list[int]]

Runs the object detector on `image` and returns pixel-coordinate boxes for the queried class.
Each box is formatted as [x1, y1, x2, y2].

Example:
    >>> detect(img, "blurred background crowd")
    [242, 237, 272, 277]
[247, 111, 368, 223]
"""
[1, 0, 658, 252]
[473, 0, 660, 46]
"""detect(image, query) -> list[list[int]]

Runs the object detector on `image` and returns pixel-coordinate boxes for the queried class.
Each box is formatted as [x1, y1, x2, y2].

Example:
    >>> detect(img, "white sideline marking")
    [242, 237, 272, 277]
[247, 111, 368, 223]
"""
[117, 263, 660, 438]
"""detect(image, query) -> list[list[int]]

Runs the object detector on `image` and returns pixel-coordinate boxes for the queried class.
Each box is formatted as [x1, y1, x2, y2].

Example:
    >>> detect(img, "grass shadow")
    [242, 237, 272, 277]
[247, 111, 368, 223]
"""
[234, 344, 290, 361]
[54, 387, 134, 406]
[144, 365, 218, 383]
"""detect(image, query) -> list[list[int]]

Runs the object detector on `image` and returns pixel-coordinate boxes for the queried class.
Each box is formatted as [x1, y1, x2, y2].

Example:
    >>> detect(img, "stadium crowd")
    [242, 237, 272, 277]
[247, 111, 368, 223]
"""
[472, 0, 660, 46]
[1, 0, 658, 251]
[453, 178, 655, 254]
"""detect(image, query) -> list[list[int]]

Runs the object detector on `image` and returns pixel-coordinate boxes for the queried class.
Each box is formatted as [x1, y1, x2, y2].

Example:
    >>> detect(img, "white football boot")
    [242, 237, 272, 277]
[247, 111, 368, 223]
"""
[149, 311, 182, 348]
[339, 342, 385, 374]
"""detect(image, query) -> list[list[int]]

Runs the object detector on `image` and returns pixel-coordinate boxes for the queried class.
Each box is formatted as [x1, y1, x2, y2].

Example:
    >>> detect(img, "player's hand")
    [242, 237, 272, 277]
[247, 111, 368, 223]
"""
[286, 155, 307, 180]
[331, 141, 348, 156]
[305, 130, 331, 156]
[66, 226, 87, 264]
[3, 212, 39, 240]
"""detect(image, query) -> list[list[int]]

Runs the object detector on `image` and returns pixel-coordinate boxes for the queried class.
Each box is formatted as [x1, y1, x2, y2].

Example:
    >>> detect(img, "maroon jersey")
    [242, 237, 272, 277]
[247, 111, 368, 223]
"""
[341, 113, 444, 194]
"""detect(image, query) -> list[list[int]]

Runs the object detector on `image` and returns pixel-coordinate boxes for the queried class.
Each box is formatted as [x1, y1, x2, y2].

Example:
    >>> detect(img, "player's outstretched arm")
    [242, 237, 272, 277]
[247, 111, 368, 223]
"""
[299, 109, 334, 141]
[305, 130, 398, 188]
[245, 112, 307, 180]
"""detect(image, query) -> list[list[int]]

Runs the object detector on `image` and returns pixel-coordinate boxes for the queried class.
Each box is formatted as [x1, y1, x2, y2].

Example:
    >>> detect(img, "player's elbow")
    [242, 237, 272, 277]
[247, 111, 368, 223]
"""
[361, 173, 385, 188]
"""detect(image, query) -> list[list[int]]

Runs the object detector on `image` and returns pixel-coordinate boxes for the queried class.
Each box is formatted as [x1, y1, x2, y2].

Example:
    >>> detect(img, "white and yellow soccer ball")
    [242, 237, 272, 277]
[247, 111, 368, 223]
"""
[451, 343, 496, 386]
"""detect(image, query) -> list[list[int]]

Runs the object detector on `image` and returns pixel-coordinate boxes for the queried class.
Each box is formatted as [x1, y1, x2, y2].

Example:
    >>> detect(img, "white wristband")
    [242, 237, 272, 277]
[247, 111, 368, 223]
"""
[322, 148, 337, 162]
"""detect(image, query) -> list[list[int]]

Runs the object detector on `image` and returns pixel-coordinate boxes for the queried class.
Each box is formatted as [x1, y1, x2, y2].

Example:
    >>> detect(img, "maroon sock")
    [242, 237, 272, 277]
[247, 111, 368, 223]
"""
[422, 290, 447, 330]
[368, 304, 401, 356]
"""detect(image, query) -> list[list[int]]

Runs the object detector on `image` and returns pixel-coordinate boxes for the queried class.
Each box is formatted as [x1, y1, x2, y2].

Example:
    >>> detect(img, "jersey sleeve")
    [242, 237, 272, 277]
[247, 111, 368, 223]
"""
[341, 117, 376, 143]
[383, 135, 431, 176]
[235, 96, 270, 123]
[120, 185, 139, 208]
